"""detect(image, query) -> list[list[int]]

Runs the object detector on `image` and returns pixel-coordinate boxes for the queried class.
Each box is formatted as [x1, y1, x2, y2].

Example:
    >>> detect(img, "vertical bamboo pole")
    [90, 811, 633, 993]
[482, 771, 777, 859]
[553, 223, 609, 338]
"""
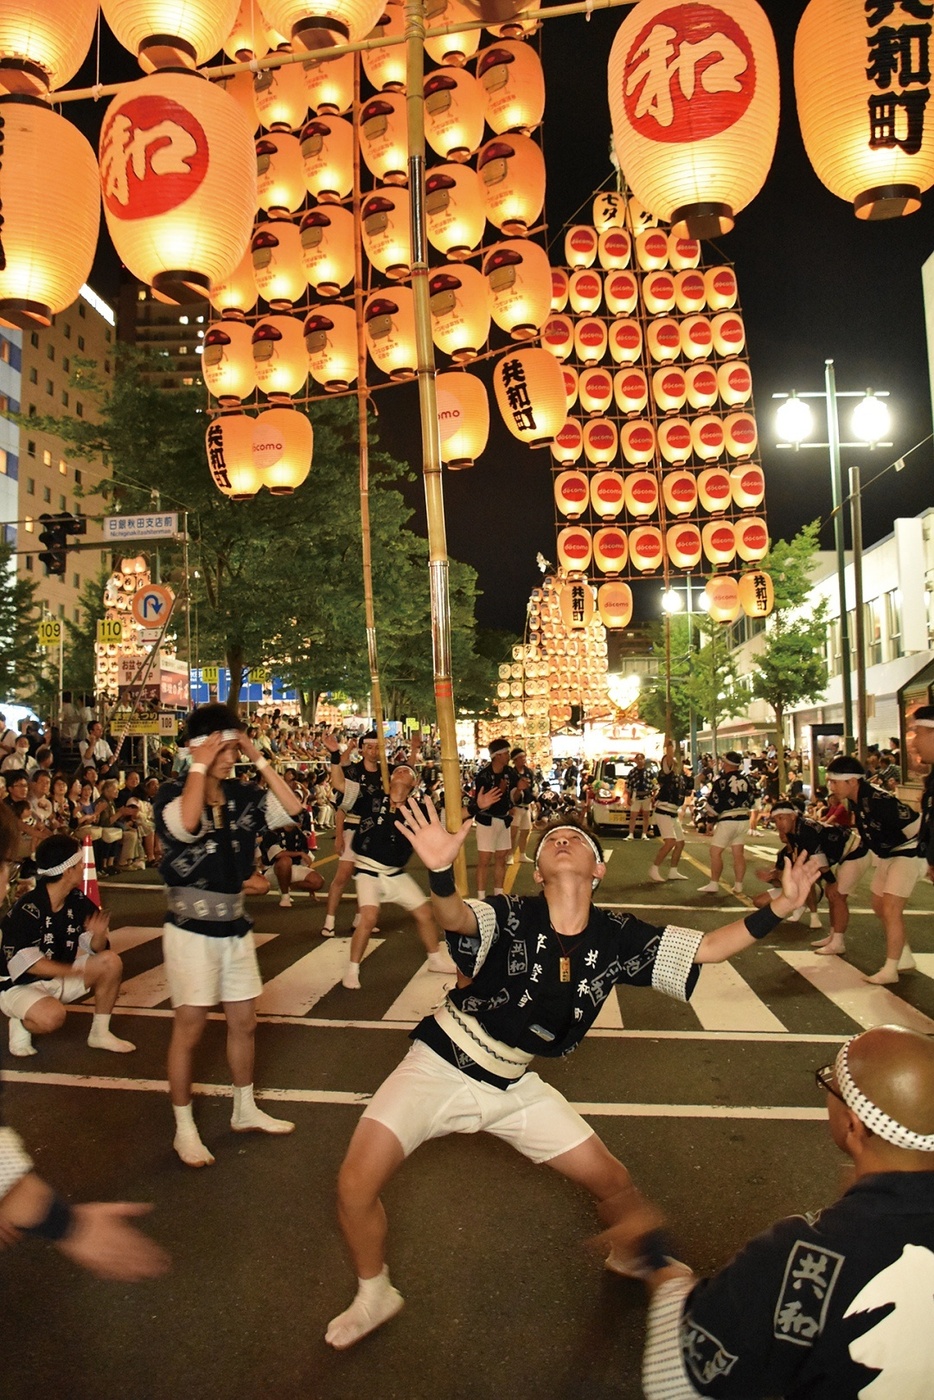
[404, 0, 467, 886]
[353, 54, 391, 792]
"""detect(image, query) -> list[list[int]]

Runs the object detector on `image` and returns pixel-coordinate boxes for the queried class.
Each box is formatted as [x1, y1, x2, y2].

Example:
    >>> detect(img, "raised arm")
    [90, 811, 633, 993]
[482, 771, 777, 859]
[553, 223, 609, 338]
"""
[695, 851, 824, 963]
[239, 734, 303, 818]
[394, 798, 478, 935]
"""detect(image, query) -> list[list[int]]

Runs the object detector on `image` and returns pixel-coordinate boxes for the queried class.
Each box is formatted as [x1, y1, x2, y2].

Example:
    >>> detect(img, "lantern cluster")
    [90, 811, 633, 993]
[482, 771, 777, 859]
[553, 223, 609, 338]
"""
[93, 554, 180, 703]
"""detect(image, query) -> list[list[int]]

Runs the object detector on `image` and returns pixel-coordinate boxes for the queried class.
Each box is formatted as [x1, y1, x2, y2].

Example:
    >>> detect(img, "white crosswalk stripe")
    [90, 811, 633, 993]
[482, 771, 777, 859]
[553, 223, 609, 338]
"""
[691, 962, 786, 1033]
[382, 964, 455, 1022]
[116, 933, 278, 1009]
[775, 951, 934, 1034]
[255, 936, 381, 1015]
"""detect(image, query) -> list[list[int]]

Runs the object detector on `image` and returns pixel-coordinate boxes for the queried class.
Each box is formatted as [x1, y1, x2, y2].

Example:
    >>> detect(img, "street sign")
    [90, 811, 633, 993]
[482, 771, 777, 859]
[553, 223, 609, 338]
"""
[105, 513, 179, 541]
[138, 628, 163, 643]
[37, 619, 62, 647]
[201, 665, 220, 685]
[159, 712, 179, 736]
[131, 584, 174, 629]
[97, 618, 124, 645]
[248, 667, 271, 684]
[113, 712, 160, 736]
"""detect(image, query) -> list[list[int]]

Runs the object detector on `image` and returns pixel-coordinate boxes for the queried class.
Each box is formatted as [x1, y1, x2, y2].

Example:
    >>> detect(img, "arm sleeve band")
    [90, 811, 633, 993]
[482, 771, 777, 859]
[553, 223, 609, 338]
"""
[428, 866, 456, 897]
[744, 906, 783, 940]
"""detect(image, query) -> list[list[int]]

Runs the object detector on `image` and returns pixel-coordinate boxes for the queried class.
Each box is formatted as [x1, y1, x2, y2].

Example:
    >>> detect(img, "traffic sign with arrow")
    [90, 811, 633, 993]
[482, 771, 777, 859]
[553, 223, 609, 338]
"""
[131, 584, 175, 629]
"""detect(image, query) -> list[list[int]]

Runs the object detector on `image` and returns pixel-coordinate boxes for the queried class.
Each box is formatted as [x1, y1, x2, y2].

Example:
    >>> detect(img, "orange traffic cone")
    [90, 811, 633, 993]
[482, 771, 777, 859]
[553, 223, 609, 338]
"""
[80, 832, 100, 908]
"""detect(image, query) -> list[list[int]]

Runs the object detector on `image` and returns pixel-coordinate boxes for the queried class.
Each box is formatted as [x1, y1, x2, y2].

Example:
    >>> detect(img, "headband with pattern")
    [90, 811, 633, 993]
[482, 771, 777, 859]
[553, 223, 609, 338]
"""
[36, 849, 82, 879]
[835, 1040, 934, 1152]
[188, 729, 241, 749]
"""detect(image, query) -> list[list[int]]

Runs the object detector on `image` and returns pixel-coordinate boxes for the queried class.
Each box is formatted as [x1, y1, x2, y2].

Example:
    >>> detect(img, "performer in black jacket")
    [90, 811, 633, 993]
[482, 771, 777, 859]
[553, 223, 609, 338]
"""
[698, 752, 754, 895]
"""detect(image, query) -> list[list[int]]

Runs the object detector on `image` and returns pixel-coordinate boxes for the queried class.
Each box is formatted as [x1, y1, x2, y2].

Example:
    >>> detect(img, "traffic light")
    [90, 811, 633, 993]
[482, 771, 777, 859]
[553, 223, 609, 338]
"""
[36, 512, 86, 577]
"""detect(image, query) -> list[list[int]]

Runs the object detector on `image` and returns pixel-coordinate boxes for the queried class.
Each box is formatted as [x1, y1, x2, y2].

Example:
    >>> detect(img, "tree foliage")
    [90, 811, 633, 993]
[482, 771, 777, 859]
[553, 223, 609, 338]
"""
[0, 540, 46, 705]
[639, 611, 744, 755]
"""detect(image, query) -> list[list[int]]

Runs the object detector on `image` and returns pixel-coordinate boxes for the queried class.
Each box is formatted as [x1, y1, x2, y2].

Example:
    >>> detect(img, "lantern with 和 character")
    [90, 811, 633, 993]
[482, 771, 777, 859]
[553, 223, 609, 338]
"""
[479, 40, 546, 134]
[593, 526, 629, 575]
[738, 569, 773, 618]
[424, 69, 486, 161]
[736, 516, 769, 562]
[554, 470, 590, 519]
[557, 525, 593, 572]
[304, 304, 357, 390]
[364, 288, 417, 379]
[494, 346, 567, 447]
[300, 205, 355, 296]
[484, 239, 552, 340]
[477, 134, 545, 234]
[666, 522, 702, 569]
[205, 412, 261, 500]
[202, 321, 255, 404]
[559, 578, 596, 630]
[436, 371, 490, 469]
[430, 264, 490, 362]
[705, 574, 741, 622]
[598, 580, 633, 629]
[591, 470, 625, 519]
[425, 165, 486, 258]
[552, 418, 584, 464]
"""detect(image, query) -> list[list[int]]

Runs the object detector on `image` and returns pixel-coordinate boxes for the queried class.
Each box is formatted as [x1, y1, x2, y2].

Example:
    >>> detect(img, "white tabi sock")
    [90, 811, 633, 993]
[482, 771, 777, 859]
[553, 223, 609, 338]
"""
[230, 1084, 294, 1135]
[172, 1102, 215, 1167]
[476, 890, 486, 901]
[342, 961, 361, 990]
[325, 1266, 404, 1350]
[493, 887, 504, 896]
[866, 958, 900, 986]
[87, 1013, 135, 1053]
[8, 1017, 36, 1057]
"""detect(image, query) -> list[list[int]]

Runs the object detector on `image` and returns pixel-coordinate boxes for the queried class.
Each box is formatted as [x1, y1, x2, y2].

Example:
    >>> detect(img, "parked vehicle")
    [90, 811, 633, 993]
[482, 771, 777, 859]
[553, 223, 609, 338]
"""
[588, 755, 658, 836]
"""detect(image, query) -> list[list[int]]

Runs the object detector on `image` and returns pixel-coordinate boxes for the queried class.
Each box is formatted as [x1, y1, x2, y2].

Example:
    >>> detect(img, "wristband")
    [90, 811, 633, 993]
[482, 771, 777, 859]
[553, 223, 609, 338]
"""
[428, 866, 456, 897]
[329, 753, 343, 765]
[24, 1193, 76, 1242]
[189, 763, 208, 777]
[744, 905, 783, 940]
[254, 756, 270, 771]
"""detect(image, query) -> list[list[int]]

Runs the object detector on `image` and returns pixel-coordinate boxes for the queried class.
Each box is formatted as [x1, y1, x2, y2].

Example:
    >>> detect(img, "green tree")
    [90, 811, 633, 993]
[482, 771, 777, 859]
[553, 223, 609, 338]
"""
[637, 616, 693, 743]
[0, 540, 46, 706]
[684, 614, 744, 759]
[63, 567, 111, 695]
[639, 611, 743, 755]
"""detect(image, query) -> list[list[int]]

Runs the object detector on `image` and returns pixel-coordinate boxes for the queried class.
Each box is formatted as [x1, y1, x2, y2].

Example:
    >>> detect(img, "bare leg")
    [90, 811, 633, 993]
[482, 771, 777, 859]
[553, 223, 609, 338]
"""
[273, 854, 293, 897]
[545, 1133, 641, 1275]
[324, 858, 356, 930]
[650, 839, 674, 878]
[84, 951, 135, 1052]
[492, 849, 509, 893]
[668, 840, 686, 875]
[225, 997, 294, 1135]
[167, 1004, 213, 1167]
[344, 907, 380, 987]
[476, 848, 491, 896]
[707, 845, 724, 885]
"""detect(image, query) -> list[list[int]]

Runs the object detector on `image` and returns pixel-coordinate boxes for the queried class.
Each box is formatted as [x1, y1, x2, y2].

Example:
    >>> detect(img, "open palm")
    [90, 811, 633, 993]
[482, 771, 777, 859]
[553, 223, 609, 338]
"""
[395, 797, 472, 869]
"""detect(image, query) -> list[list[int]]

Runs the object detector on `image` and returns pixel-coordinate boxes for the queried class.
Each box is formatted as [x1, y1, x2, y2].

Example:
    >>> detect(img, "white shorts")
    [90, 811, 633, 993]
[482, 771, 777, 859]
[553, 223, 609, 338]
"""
[475, 817, 513, 854]
[265, 858, 313, 886]
[0, 960, 89, 1021]
[870, 854, 923, 900]
[363, 1040, 594, 1164]
[834, 852, 871, 897]
[162, 922, 262, 1008]
[710, 819, 749, 849]
[355, 869, 427, 913]
[655, 814, 683, 841]
[628, 796, 653, 813]
[511, 807, 532, 831]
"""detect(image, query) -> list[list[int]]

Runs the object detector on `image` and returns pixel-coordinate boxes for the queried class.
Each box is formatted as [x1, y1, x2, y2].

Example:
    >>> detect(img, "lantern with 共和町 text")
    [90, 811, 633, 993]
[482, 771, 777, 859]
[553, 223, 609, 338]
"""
[666, 522, 702, 569]
[251, 219, 305, 310]
[604, 270, 639, 316]
[608, 318, 642, 366]
[705, 574, 741, 622]
[210, 246, 257, 319]
[583, 417, 618, 466]
[436, 371, 490, 469]
[554, 469, 590, 519]
[564, 225, 599, 269]
[598, 580, 633, 629]
[365, 287, 417, 380]
[425, 165, 486, 258]
[621, 419, 656, 466]
[557, 525, 593, 572]
[629, 525, 664, 573]
[657, 417, 692, 466]
[738, 569, 773, 618]
[730, 462, 765, 509]
[598, 227, 631, 270]
[607, 0, 780, 238]
[703, 520, 737, 566]
[479, 39, 545, 133]
[578, 367, 614, 416]
[574, 317, 608, 366]
[698, 466, 733, 513]
[593, 526, 629, 575]
[429, 264, 490, 362]
[543, 314, 575, 362]
[552, 418, 584, 464]
[424, 69, 486, 162]
[205, 412, 261, 500]
[361, 189, 412, 279]
[493, 346, 567, 447]
[303, 51, 353, 113]
[301, 116, 353, 202]
[252, 314, 308, 400]
[257, 131, 306, 214]
[736, 516, 769, 562]
[362, 0, 407, 90]
[304, 304, 357, 391]
[101, 0, 239, 71]
[591, 470, 625, 519]
[425, 0, 481, 66]
[253, 57, 308, 133]
[624, 472, 659, 519]
[477, 133, 545, 234]
[359, 92, 408, 185]
[0, 0, 97, 95]
[300, 206, 355, 296]
[259, 0, 386, 49]
[614, 368, 648, 415]
[202, 321, 255, 405]
[559, 578, 596, 631]
[253, 405, 313, 495]
[685, 363, 718, 411]
[484, 239, 551, 340]
[662, 469, 697, 517]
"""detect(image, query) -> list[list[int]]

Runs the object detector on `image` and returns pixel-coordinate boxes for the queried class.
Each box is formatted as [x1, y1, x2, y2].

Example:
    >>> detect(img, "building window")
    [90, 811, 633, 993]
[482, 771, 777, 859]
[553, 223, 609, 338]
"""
[828, 617, 842, 678]
[105, 328, 112, 343]
[42, 449, 51, 466]
[26, 478, 34, 495]
[64, 323, 71, 340]
[26, 439, 35, 457]
[72, 573, 79, 589]
[886, 590, 903, 659]
[76, 401, 83, 417]
[42, 486, 51, 503]
[61, 391, 69, 406]
[45, 378, 53, 395]
[104, 359, 111, 374]
[25, 555, 33, 571]
[137, 289, 147, 302]
[0, 339, 9, 363]
[58, 459, 66, 475]
[27, 404, 35, 416]
[59, 494, 66, 509]
[62, 356, 70, 372]
[865, 599, 883, 667]
[28, 367, 37, 384]
[46, 344, 54, 361]
[29, 331, 39, 348]
[77, 336, 85, 350]
[74, 607, 80, 622]
[0, 450, 6, 475]
[78, 303, 85, 318]
[74, 469, 82, 486]
[24, 516, 33, 533]
[0, 395, 9, 415]
[58, 603, 65, 617]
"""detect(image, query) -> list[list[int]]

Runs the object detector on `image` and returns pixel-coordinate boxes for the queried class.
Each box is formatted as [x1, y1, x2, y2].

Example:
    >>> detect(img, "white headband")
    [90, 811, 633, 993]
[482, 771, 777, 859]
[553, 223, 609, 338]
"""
[912, 718, 934, 729]
[535, 825, 604, 883]
[36, 849, 83, 879]
[188, 729, 240, 749]
[835, 1041, 934, 1152]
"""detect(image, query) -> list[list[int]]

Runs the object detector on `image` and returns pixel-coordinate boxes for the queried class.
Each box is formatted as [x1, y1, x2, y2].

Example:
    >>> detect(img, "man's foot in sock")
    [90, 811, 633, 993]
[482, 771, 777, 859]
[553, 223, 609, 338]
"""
[279, 894, 292, 908]
[811, 933, 832, 948]
[325, 1277, 404, 1350]
[866, 964, 899, 985]
[648, 866, 665, 883]
[815, 937, 846, 957]
[784, 906, 804, 923]
[668, 868, 688, 880]
[898, 947, 916, 972]
[87, 1029, 136, 1053]
[697, 881, 719, 894]
[732, 883, 744, 894]
[8, 1018, 36, 1057]
[426, 948, 456, 974]
[809, 914, 823, 930]
[342, 966, 361, 990]
[231, 1106, 295, 1135]
[174, 1131, 215, 1167]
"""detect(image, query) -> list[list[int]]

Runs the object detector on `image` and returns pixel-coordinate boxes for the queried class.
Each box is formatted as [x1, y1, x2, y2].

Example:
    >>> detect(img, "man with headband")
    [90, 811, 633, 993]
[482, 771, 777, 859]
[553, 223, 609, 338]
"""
[0, 834, 135, 1058]
[753, 800, 863, 955]
[323, 809, 821, 1351]
[154, 703, 303, 1168]
[605, 1024, 934, 1398]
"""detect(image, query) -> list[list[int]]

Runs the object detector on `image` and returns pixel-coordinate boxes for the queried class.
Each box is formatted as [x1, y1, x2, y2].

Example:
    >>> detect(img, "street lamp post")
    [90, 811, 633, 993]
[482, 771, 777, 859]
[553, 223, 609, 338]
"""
[661, 576, 706, 768]
[773, 362, 892, 758]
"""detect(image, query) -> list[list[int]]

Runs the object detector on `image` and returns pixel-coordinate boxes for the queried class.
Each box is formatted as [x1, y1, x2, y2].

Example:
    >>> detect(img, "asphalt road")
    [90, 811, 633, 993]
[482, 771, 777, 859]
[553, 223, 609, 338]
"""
[3, 827, 933, 1400]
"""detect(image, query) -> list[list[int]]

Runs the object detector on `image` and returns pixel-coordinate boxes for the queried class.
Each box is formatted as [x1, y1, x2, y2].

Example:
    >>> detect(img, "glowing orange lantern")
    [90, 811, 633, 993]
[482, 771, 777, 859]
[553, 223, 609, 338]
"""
[598, 228, 632, 269]
[643, 269, 676, 315]
[674, 269, 706, 314]
[591, 470, 625, 519]
[224, 0, 273, 59]
[724, 411, 758, 458]
[666, 523, 702, 569]
[609, 318, 643, 365]
[477, 133, 545, 234]
[614, 368, 648, 415]
[551, 267, 570, 311]
[303, 52, 353, 114]
[691, 415, 726, 462]
[101, 0, 240, 70]
[252, 314, 307, 400]
[300, 205, 355, 295]
[658, 417, 693, 465]
[608, 0, 781, 237]
[425, 0, 481, 65]
[598, 580, 633, 629]
[552, 418, 584, 464]
[425, 165, 486, 257]
[252, 219, 305, 309]
[652, 366, 687, 414]
[301, 116, 353, 201]
[554, 469, 590, 519]
[647, 318, 681, 363]
[663, 470, 697, 517]
[624, 472, 659, 518]
[359, 93, 408, 184]
[206, 412, 260, 500]
[543, 314, 575, 361]
[713, 312, 746, 358]
[738, 569, 774, 618]
[680, 315, 713, 361]
[563, 365, 579, 408]
[253, 405, 312, 495]
[212, 70, 258, 133]
[254, 57, 308, 132]
[361, 188, 412, 279]
[362, 1, 407, 91]
[583, 418, 618, 466]
[668, 233, 700, 270]
[686, 363, 719, 410]
[493, 346, 567, 446]
[592, 189, 626, 231]
[569, 269, 603, 315]
[564, 225, 599, 269]
[578, 367, 614, 415]
[629, 525, 664, 572]
[425, 68, 486, 161]
[698, 466, 733, 512]
[557, 526, 593, 572]
[436, 371, 490, 468]
[621, 419, 656, 465]
[705, 265, 738, 310]
[484, 238, 552, 339]
[736, 516, 769, 562]
[256, 131, 306, 213]
[429, 263, 490, 361]
[260, 0, 386, 48]
[560, 578, 596, 630]
[479, 40, 545, 133]
[703, 520, 737, 565]
[604, 270, 639, 315]
[210, 246, 258, 318]
[202, 320, 255, 404]
[0, 0, 97, 94]
[304, 304, 357, 390]
[718, 360, 753, 406]
[593, 527, 628, 575]
[731, 462, 765, 509]
[706, 575, 741, 622]
[365, 287, 417, 379]
[574, 317, 608, 366]
[634, 228, 669, 270]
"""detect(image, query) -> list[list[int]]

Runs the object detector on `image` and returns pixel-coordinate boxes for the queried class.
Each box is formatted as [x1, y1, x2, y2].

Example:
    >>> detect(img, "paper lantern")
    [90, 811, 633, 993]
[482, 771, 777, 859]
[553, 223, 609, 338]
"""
[0, 0, 97, 94]
[738, 569, 773, 618]
[304, 304, 357, 390]
[736, 516, 769, 562]
[425, 0, 481, 65]
[608, 0, 781, 237]
[364, 287, 417, 379]
[629, 525, 664, 572]
[303, 52, 353, 113]
[429, 263, 490, 361]
[251, 219, 305, 309]
[210, 245, 258, 318]
[598, 228, 632, 269]
[424, 68, 485, 161]
[359, 93, 408, 184]
[425, 164, 486, 257]
[702, 520, 737, 565]
[643, 269, 676, 315]
[593, 527, 629, 575]
[551, 267, 570, 311]
[543, 314, 575, 361]
[624, 472, 659, 518]
[652, 366, 687, 413]
[477, 133, 545, 233]
[100, 72, 256, 306]
[608, 318, 643, 365]
[668, 233, 700, 270]
[202, 320, 255, 404]
[562, 365, 579, 409]
[260, 0, 385, 48]
[0, 99, 98, 329]
[253, 405, 313, 495]
[252, 313, 307, 399]
[795, 0, 934, 219]
[206, 413, 260, 500]
[479, 39, 545, 133]
[598, 581, 633, 629]
[730, 462, 765, 508]
[592, 188, 626, 232]
[658, 417, 693, 465]
[712, 311, 746, 358]
[578, 367, 613, 415]
[614, 367, 648, 415]
[634, 228, 669, 270]
[591, 470, 625, 519]
[362, 1, 407, 91]
[256, 131, 306, 213]
[212, 70, 258, 134]
[300, 115, 353, 201]
[568, 269, 603, 315]
[254, 56, 308, 131]
[583, 417, 618, 466]
[686, 363, 719, 410]
[554, 469, 590, 518]
[698, 466, 733, 512]
[564, 225, 599, 269]
[101, 0, 239, 70]
[680, 314, 713, 360]
[706, 575, 741, 622]
[717, 361, 751, 407]
[557, 526, 593, 572]
[666, 522, 702, 569]
[691, 414, 726, 462]
[674, 269, 707, 314]
[604, 270, 639, 316]
[300, 205, 355, 295]
[484, 238, 551, 339]
[224, 0, 273, 60]
[705, 265, 738, 309]
[436, 371, 490, 468]
[493, 346, 567, 446]
[574, 317, 608, 365]
[560, 579, 596, 630]
[647, 317, 681, 363]
[552, 418, 584, 464]
[662, 469, 697, 517]
[724, 411, 758, 458]
[621, 419, 657, 465]
[361, 188, 412, 278]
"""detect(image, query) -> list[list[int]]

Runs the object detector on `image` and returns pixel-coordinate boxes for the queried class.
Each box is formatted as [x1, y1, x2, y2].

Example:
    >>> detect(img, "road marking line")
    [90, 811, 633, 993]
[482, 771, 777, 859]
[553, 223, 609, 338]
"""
[107, 926, 163, 953]
[691, 962, 786, 1033]
[775, 951, 934, 1033]
[382, 965, 455, 1022]
[594, 988, 624, 1028]
[255, 937, 382, 1015]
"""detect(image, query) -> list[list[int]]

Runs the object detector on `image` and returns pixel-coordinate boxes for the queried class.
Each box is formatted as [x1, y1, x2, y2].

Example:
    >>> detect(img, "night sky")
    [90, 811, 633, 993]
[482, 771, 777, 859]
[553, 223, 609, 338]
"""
[75, 2, 934, 634]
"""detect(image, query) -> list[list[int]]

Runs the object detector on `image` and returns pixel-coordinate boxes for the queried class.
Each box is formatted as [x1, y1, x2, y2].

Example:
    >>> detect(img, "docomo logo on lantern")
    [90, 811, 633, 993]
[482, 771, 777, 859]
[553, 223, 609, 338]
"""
[544, 316, 573, 348]
[435, 388, 464, 443]
[252, 422, 285, 467]
[586, 421, 616, 452]
[558, 474, 588, 505]
[569, 226, 598, 257]
[101, 95, 209, 219]
[595, 529, 627, 564]
[672, 526, 701, 556]
[594, 473, 624, 505]
[578, 319, 606, 347]
[621, 5, 757, 143]
[739, 520, 768, 554]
